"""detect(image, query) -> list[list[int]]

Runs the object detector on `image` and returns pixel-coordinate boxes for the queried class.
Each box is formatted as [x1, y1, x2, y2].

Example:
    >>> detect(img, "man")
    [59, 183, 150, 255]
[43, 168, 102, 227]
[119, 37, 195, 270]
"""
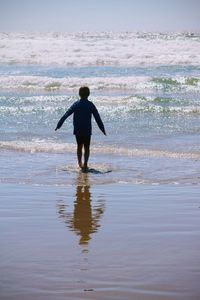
[55, 86, 106, 171]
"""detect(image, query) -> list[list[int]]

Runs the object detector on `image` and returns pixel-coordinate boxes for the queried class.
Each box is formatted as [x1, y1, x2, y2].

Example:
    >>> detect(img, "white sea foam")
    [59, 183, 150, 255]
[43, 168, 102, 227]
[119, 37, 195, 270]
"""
[1, 140, 200, 160]
[0, 32, 200, 67]
[0, 74, 199, 92]
[0, 75, 151, 91]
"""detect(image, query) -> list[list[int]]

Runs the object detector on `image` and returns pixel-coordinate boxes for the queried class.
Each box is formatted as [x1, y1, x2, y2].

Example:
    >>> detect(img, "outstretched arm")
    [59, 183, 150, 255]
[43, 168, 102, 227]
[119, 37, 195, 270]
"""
[55, 103, 75, 131]
[92, 104, 106, 135]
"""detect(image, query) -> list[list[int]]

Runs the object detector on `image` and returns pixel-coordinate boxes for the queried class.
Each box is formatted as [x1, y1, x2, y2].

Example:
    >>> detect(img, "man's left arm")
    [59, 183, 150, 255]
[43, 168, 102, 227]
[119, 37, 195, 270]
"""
[92, 104, 106, 135]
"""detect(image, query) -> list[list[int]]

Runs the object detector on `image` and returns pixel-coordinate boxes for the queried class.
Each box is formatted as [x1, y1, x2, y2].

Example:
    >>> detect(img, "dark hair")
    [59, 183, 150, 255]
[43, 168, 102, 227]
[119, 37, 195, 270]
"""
[79, 86, 90, 98]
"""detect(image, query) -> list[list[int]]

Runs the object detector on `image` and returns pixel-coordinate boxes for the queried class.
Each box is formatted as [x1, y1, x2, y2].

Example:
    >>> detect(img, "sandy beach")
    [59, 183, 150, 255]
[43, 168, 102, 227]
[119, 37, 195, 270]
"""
[1, 180, 200, 300]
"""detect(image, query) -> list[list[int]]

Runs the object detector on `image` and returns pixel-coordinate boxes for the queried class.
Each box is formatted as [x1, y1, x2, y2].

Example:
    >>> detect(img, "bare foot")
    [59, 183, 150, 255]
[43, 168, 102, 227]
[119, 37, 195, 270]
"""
[78, 162, 83, 168]
[81, 164, 88, 172]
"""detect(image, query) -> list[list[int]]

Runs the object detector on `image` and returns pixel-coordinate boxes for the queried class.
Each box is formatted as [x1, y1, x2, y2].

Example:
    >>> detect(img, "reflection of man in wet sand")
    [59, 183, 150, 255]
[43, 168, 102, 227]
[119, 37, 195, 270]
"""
[57, 173, 105, 245]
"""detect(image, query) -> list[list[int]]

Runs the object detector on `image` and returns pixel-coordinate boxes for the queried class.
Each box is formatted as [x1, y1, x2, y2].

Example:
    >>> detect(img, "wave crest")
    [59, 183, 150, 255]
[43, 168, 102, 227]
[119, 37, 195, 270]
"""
[0, 75, 199, 92]
[1, 140, 200, 160]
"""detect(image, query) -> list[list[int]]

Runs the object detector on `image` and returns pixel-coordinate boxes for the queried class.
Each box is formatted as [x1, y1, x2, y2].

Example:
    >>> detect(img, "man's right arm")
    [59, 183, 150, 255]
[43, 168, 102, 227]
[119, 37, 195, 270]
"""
[55, 103, 76, 131]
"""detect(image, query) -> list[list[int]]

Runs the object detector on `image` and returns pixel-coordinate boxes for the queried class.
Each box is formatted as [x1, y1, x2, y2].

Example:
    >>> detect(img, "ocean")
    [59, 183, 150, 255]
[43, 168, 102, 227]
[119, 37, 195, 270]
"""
[0, 31, 200, 185]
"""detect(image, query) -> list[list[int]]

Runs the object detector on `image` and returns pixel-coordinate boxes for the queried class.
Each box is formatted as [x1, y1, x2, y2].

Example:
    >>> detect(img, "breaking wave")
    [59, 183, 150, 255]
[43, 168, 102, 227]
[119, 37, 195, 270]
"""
[0, 74, 199, 92]
[1, 140, 200, 160]
[0, 31, 200, 67]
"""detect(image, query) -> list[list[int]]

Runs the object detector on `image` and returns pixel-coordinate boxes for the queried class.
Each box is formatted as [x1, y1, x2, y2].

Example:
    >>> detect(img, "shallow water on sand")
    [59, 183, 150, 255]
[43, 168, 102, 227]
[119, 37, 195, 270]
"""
[1, 183, 200, 300]
[1, 150, 200, 186]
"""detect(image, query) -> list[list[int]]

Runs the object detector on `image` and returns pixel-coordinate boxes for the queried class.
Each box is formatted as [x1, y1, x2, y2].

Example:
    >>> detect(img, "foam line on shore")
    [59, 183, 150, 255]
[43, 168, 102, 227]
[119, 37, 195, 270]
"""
[1, 140, 200, 160]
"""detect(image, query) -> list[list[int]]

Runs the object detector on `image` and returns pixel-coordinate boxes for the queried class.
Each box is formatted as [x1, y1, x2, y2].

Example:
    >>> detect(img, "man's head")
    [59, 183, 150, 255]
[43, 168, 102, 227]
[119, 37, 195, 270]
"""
[79, 86, 90, 99]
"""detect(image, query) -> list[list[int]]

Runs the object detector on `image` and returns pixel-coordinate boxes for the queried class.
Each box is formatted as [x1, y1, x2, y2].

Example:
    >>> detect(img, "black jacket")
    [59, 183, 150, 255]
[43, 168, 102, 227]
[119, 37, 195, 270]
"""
[56, 99, 106, 136]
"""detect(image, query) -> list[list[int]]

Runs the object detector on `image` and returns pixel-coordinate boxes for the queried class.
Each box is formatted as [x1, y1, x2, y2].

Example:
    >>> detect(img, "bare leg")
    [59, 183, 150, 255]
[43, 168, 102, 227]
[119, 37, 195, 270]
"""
[77, 144, 83, 168]
[83, 144, 90, 170]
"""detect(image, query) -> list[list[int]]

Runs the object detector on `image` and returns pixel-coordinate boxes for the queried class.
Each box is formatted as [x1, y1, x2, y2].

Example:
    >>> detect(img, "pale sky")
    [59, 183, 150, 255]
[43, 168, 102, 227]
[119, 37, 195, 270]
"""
[0, 0, 200, 32]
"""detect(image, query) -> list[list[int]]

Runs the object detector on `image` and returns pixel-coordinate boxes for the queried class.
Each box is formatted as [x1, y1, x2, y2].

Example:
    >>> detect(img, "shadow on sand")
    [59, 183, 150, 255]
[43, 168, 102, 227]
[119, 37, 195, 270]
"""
[81, 168, 112, 174]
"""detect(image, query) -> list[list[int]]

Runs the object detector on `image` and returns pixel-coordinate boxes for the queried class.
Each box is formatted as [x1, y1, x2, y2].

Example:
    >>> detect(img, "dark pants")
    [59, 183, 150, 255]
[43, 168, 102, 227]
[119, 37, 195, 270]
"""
[75, 135, 91, 147]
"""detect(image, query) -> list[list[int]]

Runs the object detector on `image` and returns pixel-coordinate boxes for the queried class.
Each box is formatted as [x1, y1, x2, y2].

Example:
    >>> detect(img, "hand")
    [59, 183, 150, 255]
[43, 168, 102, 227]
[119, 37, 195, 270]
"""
[103, 131, 107, 136]
[55, 127, 58, 131]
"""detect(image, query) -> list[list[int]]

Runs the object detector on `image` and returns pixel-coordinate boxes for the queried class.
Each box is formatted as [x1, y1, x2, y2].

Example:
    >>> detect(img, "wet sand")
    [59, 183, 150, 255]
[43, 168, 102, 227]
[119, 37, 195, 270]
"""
[1, 180, 200, 300]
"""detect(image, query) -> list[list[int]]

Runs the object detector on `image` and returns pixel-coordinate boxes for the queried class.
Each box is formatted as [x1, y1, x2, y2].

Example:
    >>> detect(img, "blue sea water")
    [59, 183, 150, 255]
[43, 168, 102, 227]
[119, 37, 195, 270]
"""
[0, 32, 200, 185]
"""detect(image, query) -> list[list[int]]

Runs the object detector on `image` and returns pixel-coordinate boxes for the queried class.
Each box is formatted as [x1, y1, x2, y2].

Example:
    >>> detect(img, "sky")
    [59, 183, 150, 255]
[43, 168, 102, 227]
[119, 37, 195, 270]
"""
[0, 0, 200, 32]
